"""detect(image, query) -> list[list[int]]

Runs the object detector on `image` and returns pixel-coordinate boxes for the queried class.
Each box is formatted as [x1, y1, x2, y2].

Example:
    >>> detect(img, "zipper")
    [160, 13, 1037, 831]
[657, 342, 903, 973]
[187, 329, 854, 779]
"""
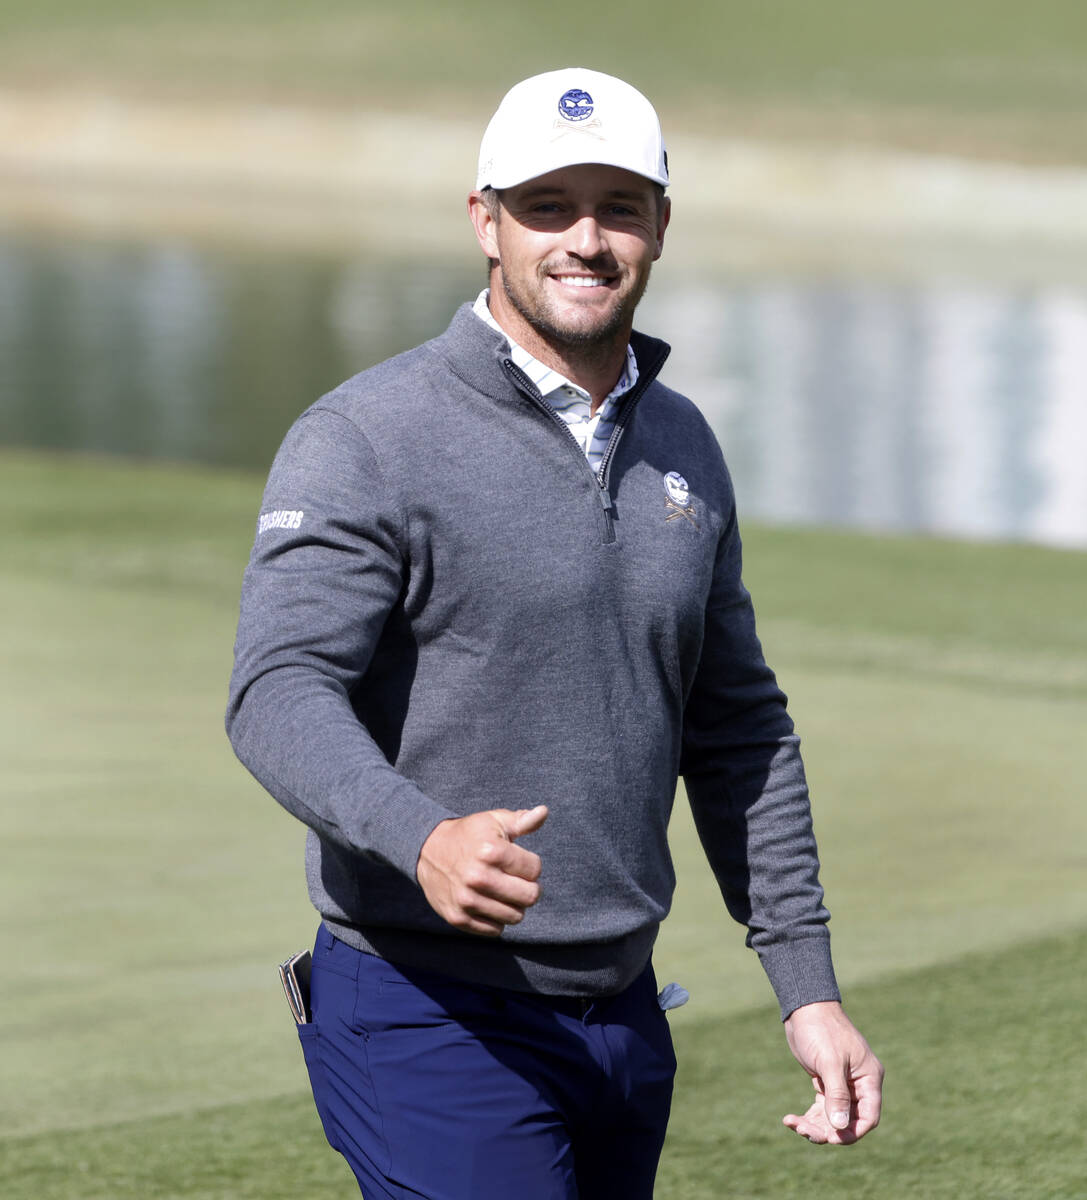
[501, 348, 669, 545]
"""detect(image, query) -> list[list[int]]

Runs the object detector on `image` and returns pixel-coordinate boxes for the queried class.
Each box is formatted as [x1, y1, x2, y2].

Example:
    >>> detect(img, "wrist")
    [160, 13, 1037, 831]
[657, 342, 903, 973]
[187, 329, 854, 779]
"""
[415, 816, 457, 883]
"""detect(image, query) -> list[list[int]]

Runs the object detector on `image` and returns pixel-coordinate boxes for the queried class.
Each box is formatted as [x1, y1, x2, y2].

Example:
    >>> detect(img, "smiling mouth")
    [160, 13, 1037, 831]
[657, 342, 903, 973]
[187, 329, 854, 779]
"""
[551, 274, 614, 289]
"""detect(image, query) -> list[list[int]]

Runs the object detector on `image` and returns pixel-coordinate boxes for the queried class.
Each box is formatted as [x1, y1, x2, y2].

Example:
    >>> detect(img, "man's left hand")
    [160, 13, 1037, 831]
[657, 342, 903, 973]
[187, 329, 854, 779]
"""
[782, 1000, 883, 1145]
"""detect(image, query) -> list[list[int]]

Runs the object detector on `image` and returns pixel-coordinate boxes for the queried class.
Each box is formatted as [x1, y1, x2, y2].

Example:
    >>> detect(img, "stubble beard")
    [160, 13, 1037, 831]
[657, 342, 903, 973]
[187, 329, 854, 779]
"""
[499, 262, 651, 368]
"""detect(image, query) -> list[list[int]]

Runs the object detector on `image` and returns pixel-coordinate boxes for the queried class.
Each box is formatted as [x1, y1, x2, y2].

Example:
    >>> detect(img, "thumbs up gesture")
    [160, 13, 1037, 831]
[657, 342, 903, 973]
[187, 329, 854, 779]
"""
[416, 805, 548, 936]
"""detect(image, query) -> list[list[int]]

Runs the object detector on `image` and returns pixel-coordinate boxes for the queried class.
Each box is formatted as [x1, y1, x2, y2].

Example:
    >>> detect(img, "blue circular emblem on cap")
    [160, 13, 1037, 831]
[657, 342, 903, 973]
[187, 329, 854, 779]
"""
[558, 88, 594, 122]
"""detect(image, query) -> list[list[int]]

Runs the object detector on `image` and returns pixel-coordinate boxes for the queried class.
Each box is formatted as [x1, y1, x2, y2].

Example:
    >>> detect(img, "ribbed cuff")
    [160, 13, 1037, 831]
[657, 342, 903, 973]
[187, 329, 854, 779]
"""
[758, 935, 841, 1021]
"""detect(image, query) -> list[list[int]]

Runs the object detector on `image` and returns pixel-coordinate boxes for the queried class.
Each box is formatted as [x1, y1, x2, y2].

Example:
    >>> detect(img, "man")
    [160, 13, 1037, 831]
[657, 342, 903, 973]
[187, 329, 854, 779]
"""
[227, 67, 882, 1198]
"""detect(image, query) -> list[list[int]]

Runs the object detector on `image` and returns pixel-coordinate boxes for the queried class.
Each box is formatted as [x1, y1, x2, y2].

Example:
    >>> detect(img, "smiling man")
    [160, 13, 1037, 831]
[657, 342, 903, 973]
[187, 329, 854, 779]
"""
[469, 166, 664, 402]
[227, 68, 882, 1199]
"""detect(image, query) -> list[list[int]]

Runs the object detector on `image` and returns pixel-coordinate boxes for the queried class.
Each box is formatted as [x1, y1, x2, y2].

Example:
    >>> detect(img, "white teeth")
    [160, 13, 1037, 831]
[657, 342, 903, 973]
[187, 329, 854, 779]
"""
[555, 275, 607, 288]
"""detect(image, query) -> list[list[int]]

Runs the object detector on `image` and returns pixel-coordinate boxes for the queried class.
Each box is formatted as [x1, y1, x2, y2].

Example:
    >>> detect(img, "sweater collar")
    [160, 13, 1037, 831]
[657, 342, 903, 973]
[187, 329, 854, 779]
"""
[470, 288, 640, 409]
[431, 303, 671, 403]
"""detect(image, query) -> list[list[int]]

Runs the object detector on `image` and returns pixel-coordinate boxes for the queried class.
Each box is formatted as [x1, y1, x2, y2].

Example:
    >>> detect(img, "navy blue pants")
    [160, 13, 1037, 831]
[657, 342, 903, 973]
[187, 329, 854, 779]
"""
[298, 924, 677, 1199]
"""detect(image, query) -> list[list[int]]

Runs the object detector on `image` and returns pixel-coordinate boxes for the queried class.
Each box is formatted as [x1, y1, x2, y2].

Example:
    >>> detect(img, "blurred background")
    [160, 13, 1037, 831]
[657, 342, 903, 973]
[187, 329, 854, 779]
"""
[3, 3, 1086, 1197]
[5, 0, 1087, 543]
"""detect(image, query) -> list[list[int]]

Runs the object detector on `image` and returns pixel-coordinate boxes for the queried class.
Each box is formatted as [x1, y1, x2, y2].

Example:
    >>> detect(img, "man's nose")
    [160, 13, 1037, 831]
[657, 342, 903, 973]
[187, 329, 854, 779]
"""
[564, 215, 608, 261]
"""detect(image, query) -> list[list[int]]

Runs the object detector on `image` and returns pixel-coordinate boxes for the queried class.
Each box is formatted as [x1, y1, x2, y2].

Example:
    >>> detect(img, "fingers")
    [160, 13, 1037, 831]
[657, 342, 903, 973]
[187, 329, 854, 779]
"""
[459, 845, 541, 916]
[781, 1003, 884, 1147]
[784, 1071, 882, 1145]
[416, 806, 548, 936]
[782, 1093, 857, 1146]
[783, 1064, 884, 1145]
[849, 1057, 885, 1139]
[822, 1070, 853, 1133]
[478, 819, 544, 883]
[783, 1102, 833, 1145]
[783, 1081, 836, 1145]
[819, 1042, 884, 1136]
[495, 804, 549, 840]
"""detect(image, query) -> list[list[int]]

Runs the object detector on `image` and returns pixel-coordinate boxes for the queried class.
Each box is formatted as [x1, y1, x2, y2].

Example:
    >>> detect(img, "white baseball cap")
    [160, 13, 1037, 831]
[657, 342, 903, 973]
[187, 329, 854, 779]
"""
[476, 67, 669, 191]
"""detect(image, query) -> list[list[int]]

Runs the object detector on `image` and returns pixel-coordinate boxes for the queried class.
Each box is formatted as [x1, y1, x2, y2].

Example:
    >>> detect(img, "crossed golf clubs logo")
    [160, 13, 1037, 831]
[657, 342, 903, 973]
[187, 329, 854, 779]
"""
[663, 471, 699, 528]
[665, 497, 699, 527]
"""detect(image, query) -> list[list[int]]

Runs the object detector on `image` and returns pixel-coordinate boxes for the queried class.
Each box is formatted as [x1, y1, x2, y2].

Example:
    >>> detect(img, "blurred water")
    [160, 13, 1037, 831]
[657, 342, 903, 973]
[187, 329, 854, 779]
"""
[2, 231, 1085, 548]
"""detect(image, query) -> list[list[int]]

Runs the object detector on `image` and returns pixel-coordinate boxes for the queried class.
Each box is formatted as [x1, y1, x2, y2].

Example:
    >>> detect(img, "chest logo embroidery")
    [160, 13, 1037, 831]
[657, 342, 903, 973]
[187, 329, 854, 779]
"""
[663, 472, 699, 528]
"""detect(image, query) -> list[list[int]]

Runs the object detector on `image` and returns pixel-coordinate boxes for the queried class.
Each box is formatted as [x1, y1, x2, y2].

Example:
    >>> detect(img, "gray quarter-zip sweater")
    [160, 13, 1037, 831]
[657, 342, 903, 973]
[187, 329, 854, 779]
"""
[226, 304, 840, 1018]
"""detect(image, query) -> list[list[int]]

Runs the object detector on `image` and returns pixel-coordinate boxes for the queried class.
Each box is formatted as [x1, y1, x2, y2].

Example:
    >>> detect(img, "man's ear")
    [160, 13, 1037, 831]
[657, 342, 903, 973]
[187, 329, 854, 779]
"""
[653, 195, 671, 262]
[467, 191, 501, 261]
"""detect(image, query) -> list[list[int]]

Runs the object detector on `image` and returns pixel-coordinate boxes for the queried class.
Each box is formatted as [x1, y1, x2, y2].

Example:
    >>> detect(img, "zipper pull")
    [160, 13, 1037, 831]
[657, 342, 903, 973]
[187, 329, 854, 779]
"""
[598, 482, 616, 543]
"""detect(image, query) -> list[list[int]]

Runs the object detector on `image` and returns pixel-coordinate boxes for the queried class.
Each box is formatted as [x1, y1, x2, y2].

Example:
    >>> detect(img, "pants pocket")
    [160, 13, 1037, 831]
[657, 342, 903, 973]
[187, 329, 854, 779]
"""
[296, 1023, 344, 1154]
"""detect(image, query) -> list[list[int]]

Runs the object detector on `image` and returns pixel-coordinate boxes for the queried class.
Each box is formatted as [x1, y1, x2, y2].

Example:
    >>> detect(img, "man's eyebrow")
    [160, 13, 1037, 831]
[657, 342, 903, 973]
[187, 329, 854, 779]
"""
[601, 190, 652, 203]
[512, 185, 564, 201]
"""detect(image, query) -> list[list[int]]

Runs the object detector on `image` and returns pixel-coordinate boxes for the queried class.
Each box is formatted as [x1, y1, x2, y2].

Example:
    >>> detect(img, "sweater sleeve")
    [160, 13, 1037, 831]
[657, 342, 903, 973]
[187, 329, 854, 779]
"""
[680, 491, 841, 1020]
[225, 406, 456, 878]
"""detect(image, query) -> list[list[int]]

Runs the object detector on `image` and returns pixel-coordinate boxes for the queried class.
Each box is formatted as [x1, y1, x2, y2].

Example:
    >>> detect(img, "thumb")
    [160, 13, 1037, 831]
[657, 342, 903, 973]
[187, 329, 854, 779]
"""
[823, 1075, 852, 1130]
[497, 805, 549, 841]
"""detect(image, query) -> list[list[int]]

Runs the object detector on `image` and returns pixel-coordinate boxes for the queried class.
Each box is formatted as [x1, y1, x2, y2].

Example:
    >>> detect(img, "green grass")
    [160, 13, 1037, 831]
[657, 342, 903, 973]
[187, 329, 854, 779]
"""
[2, 1, 1086, 162]
[4, 933, 1085, 1198]
[2, 448, 1085, 1196]
[664, 929, 1087, 1199]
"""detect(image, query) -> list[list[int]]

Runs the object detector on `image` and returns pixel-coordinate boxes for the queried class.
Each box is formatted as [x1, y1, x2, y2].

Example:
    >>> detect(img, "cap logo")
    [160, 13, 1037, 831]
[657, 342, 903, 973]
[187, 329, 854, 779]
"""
[558, 88, 594, 122]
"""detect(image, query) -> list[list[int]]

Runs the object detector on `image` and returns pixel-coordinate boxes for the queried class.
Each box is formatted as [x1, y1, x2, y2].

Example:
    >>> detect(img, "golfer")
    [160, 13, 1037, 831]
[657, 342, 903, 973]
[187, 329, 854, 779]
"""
[227, 66, 883, 1198]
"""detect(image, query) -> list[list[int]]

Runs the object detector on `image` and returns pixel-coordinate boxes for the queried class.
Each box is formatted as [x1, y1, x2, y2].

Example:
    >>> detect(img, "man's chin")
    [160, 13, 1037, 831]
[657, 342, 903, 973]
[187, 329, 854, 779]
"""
[535, 306, 629, 348]
[500, 282, 632, 351]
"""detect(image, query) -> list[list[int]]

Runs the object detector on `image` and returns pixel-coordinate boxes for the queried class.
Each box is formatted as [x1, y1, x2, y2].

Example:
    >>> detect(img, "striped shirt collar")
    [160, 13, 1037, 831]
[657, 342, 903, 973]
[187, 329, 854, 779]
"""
[471, 289, 639, 409]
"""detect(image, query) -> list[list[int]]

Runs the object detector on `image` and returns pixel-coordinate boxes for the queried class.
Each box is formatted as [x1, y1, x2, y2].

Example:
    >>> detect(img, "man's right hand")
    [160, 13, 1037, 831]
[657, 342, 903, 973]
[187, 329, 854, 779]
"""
[416, 805, 548, 936]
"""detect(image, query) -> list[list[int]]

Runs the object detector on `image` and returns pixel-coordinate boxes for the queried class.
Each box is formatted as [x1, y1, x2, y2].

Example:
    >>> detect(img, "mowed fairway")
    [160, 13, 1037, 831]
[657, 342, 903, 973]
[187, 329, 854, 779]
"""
[2, 449, 1085, 1199]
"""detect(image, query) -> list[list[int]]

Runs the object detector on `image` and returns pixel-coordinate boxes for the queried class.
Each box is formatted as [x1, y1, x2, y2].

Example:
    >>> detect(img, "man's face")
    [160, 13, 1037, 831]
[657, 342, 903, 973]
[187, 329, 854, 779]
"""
[468, 164, 670, 356]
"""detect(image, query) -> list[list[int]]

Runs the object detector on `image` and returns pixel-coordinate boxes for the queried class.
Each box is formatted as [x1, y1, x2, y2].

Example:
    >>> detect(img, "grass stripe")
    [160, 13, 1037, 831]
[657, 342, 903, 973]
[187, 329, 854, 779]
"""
[664, 926, 1087, 1199]
[3, 929, 1082, 1198]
